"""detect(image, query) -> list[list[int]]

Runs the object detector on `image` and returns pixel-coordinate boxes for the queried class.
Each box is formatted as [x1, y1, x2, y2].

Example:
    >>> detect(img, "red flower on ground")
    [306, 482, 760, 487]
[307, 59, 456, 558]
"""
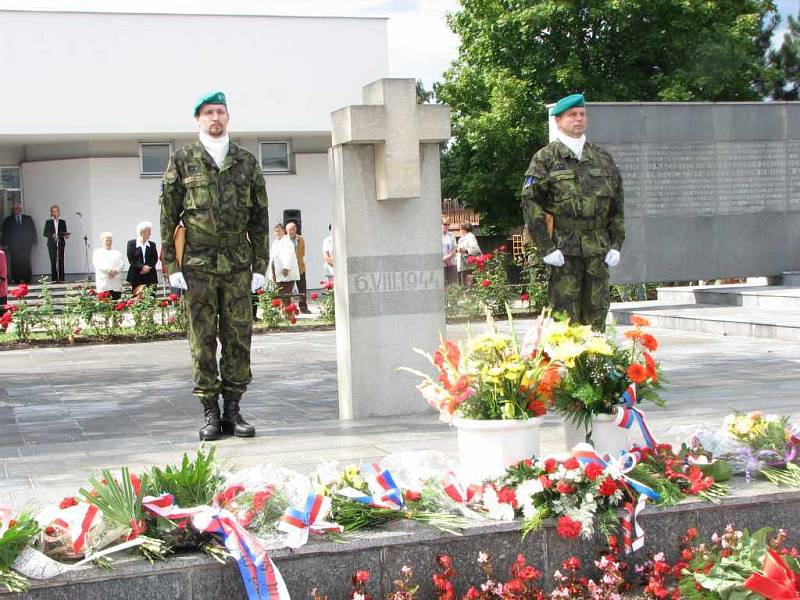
[403, 489, 422, 503]
[627, 363, 649, 384]
[59, 496, 79, 509]
[564, 457, 580, 470]
[584, 462, 605, 481]
[97, 291, 110, 301]
[642, 333, 658, 352]
[252, 487, 274, 511]
[310, 292, 318, 300]
[496, 486, 518, 508]
[271, 299, 282, 308]
[480, 279, 491, 288]
[556, 515, 582, 539]
[598, 477, 619, 497]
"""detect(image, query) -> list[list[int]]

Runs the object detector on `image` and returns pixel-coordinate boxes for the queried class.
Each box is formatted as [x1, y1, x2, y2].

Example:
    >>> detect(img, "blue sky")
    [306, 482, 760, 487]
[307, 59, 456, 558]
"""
[0, 0, 796, 87]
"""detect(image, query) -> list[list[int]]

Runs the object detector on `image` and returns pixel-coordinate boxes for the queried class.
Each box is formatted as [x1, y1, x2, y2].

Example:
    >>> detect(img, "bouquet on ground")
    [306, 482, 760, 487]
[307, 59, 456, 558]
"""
[551, 315, 665, 438]
[312, 462, 466, 536]
[637, 525, 800, 599]
[401, 313, 566, 422]
[0, 508, 39, 592]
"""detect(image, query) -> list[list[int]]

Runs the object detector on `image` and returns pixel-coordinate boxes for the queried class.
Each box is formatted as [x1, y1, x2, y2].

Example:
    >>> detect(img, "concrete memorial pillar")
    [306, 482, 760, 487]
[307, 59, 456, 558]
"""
[329, 78, 451, 419]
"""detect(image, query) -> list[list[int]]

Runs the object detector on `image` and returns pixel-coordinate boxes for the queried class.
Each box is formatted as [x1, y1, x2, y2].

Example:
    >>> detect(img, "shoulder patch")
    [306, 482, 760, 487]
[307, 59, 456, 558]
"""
[524, 175, 537, 188]
[164, 170, 177, 183]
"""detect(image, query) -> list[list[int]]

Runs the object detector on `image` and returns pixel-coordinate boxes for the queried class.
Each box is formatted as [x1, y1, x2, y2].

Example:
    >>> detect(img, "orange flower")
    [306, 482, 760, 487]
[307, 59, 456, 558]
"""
[642, 333, 658, 352]
[631, 315, 651, 327]
[624, 329, 644, 340]
[627, 363, 649, 384]
[643, 352, 658, 382]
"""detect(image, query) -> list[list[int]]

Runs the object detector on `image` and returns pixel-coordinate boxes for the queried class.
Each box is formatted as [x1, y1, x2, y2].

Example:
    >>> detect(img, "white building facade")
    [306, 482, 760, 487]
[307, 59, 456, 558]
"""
[0, 9, 388, 287]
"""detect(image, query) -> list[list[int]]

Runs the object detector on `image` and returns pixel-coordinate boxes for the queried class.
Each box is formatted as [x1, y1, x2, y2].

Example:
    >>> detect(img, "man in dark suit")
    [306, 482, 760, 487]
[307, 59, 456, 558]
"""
[43, 204, 69, 282]
[126, 221, 159, 294]
[1, 203, 37, 284]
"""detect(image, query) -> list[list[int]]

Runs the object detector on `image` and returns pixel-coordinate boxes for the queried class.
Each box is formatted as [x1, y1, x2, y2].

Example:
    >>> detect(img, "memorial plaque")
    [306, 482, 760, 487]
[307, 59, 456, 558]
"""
[578, 102, 800, 283]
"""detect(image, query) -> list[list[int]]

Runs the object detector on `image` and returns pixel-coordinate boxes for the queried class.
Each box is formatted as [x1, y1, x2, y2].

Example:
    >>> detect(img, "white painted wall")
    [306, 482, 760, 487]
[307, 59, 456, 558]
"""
[21, 152, 332, 287]
[0, 10, 388, 136]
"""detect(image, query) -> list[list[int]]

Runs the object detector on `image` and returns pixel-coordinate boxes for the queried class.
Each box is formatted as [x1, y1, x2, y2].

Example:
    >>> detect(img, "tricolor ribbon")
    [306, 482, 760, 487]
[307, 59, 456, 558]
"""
[743, 549, 800, 599]
[441, 471, 483, 506]
[277, 493, 343, 548]
[337, 464, 405, 510]
[571, 443, 659, 553]
[143, 494, 290, 600]
[615, 383, 658, 450]
[72, 504, 100, 556]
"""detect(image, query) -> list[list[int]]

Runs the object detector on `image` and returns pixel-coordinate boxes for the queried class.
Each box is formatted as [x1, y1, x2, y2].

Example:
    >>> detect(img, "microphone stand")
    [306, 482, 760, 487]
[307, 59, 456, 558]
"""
[75, 212, 90, 281]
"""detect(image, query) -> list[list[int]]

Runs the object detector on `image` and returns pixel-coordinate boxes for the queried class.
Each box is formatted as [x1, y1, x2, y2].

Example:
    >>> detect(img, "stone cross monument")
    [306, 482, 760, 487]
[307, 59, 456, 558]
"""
[329, 78, 451, 419]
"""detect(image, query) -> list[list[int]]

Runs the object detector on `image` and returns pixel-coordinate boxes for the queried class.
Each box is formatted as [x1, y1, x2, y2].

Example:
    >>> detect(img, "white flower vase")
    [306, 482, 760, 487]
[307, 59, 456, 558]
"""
[564, 413, 630, 456]
[453, 416, 543, 483]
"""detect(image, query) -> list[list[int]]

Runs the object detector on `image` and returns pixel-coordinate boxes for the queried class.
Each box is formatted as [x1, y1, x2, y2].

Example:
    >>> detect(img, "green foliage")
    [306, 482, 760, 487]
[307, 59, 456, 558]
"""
[35, 277, 79, 341]
[129, 286, 159, 338]
[445, 284, 484, 319]
[256, 286, 290, 328]
[317, 283, 336, 325]
[762, 9, 799, 99]
[520, 254, 548, 313]
[761, 462, 800, 487]
[0, 509, 39, 592]
[145, 445, 223, 508]
[436, 0, 780, 230]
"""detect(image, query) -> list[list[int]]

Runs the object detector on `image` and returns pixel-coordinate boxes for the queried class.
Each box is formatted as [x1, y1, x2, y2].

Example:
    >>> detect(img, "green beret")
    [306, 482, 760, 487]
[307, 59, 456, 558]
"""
[193, 91, 227, 116]
[550, 93, 585, 117]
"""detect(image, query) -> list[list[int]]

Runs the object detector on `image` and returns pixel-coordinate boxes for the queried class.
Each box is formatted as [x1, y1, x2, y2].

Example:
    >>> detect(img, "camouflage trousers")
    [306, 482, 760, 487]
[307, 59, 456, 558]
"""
[548, 254, 610, 331]
[184, 268, 253, 401]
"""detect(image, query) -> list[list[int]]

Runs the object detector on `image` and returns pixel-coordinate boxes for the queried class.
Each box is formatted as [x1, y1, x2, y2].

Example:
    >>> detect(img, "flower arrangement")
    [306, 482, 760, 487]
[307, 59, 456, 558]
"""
[0, 508, 39, 592]
[551, 316, 665, 433]
[636, 525, 800, 599]
[402, 315, 564, 422]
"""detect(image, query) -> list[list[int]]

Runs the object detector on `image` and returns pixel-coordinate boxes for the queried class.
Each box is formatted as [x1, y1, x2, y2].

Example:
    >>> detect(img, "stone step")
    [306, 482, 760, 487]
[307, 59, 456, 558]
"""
[612, 300, 800, 341]
[4, 480, 798, 599]
[784, 271, 800, 286]
[656, 284, 800, 311]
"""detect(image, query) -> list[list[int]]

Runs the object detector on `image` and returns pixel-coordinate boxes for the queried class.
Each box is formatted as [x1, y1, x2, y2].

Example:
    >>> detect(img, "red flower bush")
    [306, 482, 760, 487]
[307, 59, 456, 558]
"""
[480, 279, 491, 288]
[310, 292, 319, 300]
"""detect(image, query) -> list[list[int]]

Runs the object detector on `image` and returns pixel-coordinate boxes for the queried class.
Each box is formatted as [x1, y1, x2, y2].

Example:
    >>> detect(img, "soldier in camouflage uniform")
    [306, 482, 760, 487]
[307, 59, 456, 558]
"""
[160, 91, 269, 440]
[521, 94, 624, 331]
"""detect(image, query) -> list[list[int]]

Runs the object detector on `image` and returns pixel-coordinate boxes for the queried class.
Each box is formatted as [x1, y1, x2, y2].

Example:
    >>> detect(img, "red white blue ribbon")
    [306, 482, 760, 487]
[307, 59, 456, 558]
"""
[441, 471, 483, 505]
[615, 383, 658, 450]
[277, 493, 343, 548]
[571, 443, 659, 553]
[338, 464, 405, 510]
[143, 494, 289, 600]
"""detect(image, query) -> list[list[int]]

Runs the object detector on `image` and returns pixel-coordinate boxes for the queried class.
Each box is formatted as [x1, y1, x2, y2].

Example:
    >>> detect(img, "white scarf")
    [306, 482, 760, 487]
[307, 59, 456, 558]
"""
[199, 131, 230, 168]
[557, 132, 586, 160]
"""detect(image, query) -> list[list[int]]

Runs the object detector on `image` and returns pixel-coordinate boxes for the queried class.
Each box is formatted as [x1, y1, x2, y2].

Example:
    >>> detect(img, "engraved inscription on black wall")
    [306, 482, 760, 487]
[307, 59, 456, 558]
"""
[604, 141, 793, 217]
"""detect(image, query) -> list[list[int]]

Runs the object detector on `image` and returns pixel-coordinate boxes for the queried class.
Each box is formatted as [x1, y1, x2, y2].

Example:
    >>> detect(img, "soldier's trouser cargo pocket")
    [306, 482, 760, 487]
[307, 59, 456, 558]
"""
[548, 255, 609, 331]
[184, 268, 253, 400]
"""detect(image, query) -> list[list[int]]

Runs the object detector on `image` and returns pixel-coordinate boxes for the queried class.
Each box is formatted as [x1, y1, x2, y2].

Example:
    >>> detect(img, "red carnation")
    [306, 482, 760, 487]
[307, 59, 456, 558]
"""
[496, 486, 517, 508]
[584, 462, 605, 481]
[160, 300, 169, 307]
[556, 515, 582, 539]
[544, 458, 557, 473]
[520, 292, 530, 302]
[598, 477, 619, 497]
[114, 302, 126, 311]
[480, 279, 491, 288]
[290, 316, 297, 325]
[404, 489, 422, 502]
[168, 293, 178, 301]
[564, 456, 580, 470]
[59, 496, 79, 509]
[271, 299, 282, 308]
[539, 475, 553, 490]
[556, 481, 576, 495]
[310, 292, 318, 300]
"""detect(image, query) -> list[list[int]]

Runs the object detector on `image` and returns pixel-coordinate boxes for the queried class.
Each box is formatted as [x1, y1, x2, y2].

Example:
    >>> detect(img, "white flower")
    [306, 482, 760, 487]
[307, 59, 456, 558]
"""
[353, 594, 365, 600]
[585, 493, 594, 504]
[482, 487, 514, 521]
[477, 551, 489, 564]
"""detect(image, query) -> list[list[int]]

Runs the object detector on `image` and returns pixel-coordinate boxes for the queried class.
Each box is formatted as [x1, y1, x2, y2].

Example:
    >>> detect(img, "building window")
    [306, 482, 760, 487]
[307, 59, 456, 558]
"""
[0, 166, 22, 220]
[140, 142, 172, 177]
[259, 141, 291, 173]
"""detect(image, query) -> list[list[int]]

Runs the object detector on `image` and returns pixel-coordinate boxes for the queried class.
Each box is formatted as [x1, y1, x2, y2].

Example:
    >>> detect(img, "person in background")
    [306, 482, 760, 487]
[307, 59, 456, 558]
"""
[285, 221, 310, 314]
[127, 221, 158, 295]
[267, 223, 299, 304]
[93, 232, 125, 300]
[0, 249, 7, 314]
[1, 203, 37, 284]
[456, 222, 481, 286]
[43, 204, 69, 282]
[441, 217, 458, 286]
[322, 224, 334, 284]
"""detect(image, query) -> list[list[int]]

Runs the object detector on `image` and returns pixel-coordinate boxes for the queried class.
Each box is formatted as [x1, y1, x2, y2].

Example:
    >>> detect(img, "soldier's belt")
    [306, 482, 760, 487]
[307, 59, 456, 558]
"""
[185, 229, 246, 248]
[553, 216, 608, 232]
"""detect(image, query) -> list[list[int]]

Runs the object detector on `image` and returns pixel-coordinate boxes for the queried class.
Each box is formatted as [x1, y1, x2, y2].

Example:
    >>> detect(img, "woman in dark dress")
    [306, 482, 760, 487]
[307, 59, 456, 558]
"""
[126, 221, 158, 295]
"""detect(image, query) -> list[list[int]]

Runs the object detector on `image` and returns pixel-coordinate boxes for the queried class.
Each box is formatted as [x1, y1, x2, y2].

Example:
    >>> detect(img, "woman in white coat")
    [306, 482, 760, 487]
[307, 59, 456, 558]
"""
[93, 231, 126, 300]
[267, 223, 299, 303]
[456, 222, 482, 286]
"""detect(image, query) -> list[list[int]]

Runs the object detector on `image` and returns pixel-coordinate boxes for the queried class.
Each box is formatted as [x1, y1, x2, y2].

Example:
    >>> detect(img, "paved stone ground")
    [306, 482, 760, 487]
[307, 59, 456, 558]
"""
[0, 320, 798, 508]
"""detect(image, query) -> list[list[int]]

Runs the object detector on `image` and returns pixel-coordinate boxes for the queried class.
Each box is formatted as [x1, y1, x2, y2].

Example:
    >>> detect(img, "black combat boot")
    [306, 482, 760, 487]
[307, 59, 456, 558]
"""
[221, 396, 256, 437]
[199, 396, 222, 441]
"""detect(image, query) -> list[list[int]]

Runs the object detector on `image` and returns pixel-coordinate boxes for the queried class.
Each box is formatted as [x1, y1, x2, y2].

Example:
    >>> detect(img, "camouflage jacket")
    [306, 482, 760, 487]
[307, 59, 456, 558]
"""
[521, 140, 624, 257]
[160, 141, 269, 276]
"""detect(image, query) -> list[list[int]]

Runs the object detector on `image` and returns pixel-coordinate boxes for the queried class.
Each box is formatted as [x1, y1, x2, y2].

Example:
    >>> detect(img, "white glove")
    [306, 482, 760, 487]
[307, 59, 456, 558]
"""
[542, 249, 565, 267]
[604, 249, 621, 268]
[169, 272, 188, 290]
[251, 272, 266, 293]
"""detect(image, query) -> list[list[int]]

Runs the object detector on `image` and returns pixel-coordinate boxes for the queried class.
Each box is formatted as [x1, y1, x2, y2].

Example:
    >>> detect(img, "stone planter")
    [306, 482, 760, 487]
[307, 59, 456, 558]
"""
[564, 412, 630, 456]
[453, 416, 543, 482]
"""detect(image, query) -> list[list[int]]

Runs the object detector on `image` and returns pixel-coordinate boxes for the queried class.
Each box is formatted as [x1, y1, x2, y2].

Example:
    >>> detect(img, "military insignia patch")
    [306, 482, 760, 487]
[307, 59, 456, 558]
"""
[187, 164, 198, 174]
[554, 162, 566, 171]
[524, 175, 537, 188]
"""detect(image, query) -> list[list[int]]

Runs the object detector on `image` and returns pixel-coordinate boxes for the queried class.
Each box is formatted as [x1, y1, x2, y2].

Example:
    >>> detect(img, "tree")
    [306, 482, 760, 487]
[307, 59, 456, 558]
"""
[436, 0, 780, 231]
[763, 11, 800, 99]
